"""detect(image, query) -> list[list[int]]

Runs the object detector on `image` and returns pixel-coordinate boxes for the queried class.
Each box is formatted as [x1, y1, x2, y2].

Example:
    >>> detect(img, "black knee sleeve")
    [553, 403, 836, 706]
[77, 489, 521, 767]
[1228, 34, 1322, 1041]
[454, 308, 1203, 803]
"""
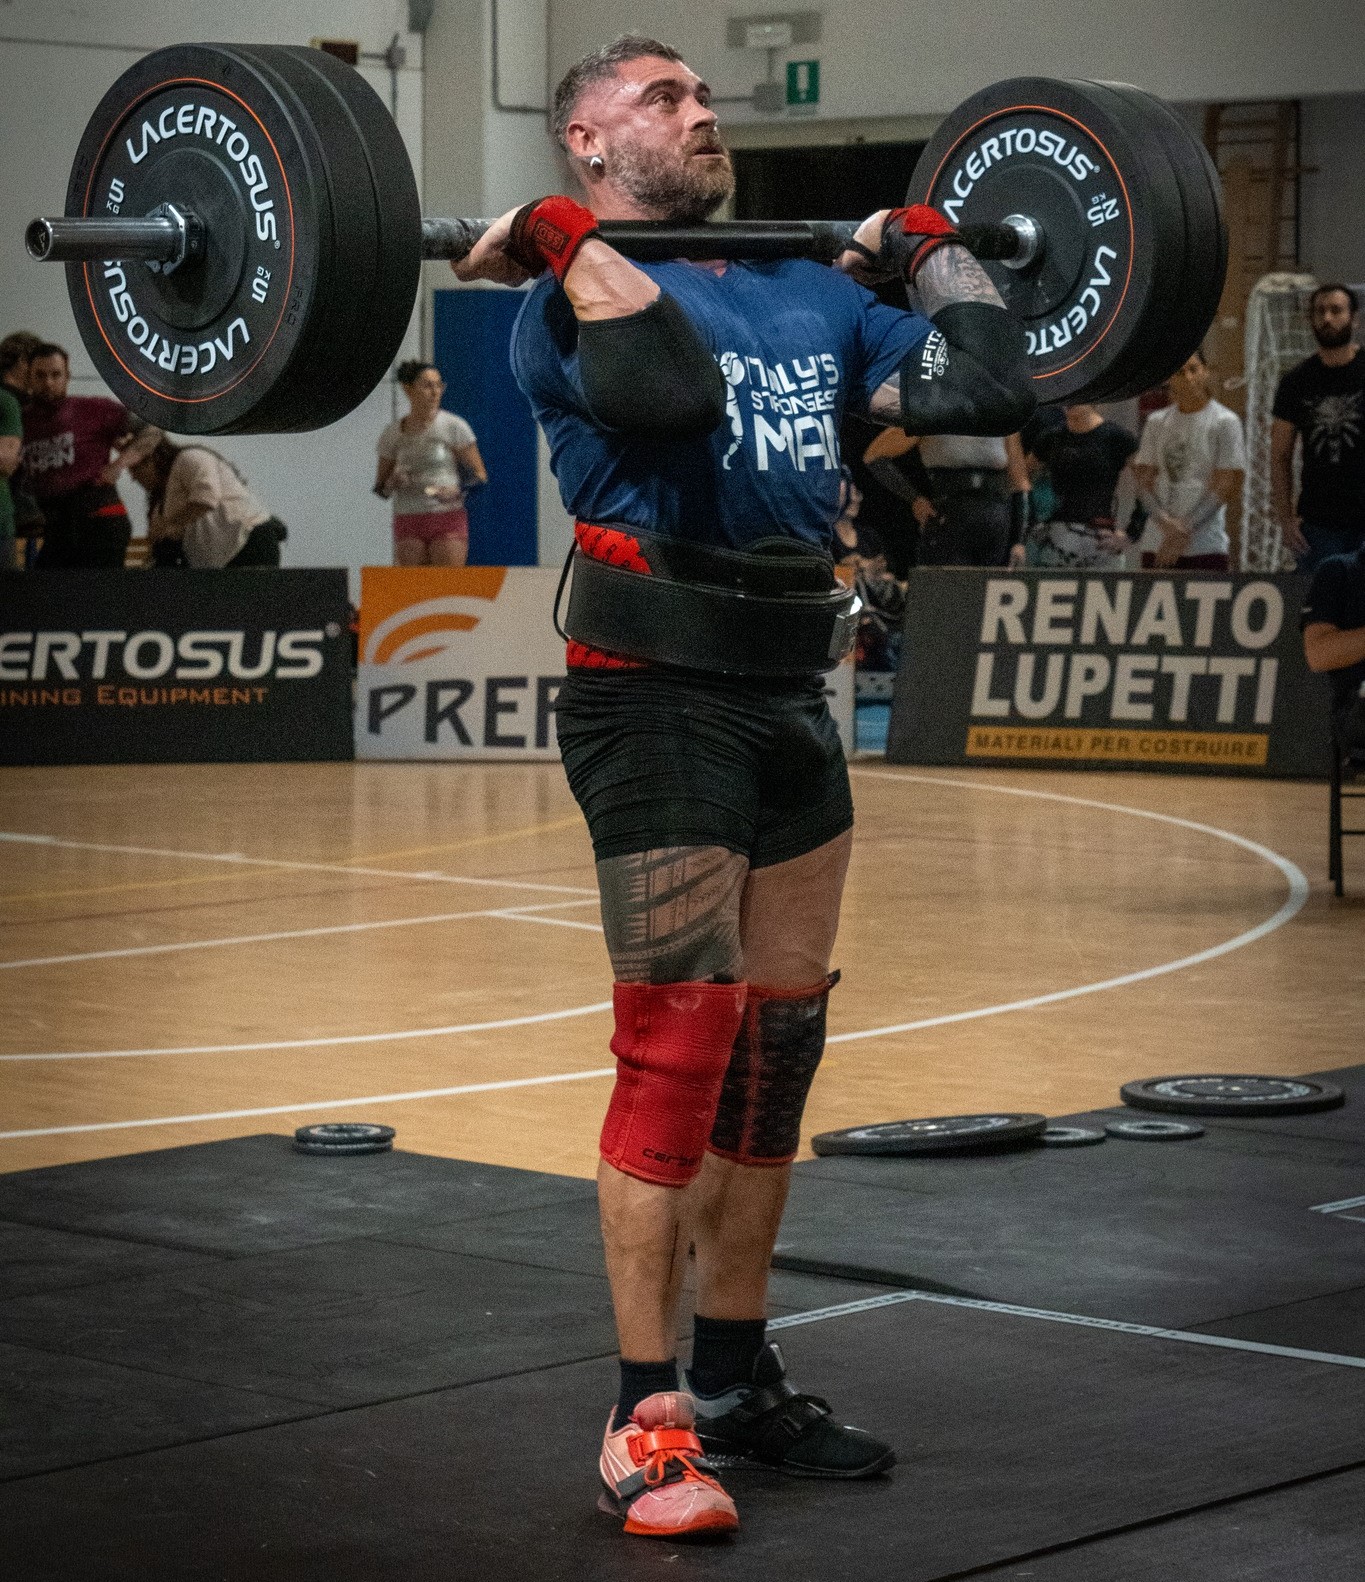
[708, 972, 838, 1165]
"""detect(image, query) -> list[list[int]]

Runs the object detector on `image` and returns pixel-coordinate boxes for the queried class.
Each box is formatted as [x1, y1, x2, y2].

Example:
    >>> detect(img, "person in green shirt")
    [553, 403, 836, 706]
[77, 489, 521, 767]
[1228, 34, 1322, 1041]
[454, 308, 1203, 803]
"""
[0, 383, 22, 571]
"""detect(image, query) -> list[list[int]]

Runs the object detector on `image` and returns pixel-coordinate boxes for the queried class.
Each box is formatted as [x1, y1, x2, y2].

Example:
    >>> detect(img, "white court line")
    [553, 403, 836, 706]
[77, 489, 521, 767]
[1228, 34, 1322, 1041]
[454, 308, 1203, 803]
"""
[0, 778, 1309, 1130]
[0, 999, 613, 1064]
[0, 899, 600, 972]
[0, 1063, 618, 1140]
[829, 769, 1310, 1044]
[768, 1288, 1365, 1370]
[0, 830, 594, 895]
[492, 909, 603, 933]
[1311, 1194, 1365, 1214]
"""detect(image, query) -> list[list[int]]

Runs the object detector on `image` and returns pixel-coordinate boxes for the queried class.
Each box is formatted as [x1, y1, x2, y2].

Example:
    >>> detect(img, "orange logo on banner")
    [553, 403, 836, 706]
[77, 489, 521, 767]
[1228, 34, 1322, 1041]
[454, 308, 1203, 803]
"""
[358, 567, 508, 666]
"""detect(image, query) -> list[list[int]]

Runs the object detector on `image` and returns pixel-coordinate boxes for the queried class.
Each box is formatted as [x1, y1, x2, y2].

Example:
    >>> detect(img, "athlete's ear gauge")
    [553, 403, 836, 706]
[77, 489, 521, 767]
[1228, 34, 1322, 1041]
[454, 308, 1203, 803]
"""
[588, 154, 605, 173]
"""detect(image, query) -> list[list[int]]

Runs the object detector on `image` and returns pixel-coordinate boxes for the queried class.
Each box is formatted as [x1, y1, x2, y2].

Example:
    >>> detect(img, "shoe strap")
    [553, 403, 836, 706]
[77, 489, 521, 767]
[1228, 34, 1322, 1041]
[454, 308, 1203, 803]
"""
[628, 1426, 703, 1464]
[726, 1387, 834, 1458]
[615, 1427, 724, 1504]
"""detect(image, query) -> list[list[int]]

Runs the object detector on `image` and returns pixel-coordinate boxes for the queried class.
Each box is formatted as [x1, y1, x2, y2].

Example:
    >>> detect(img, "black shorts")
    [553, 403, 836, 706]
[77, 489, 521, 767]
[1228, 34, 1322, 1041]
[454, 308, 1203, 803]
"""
[555, 667, 853, 869]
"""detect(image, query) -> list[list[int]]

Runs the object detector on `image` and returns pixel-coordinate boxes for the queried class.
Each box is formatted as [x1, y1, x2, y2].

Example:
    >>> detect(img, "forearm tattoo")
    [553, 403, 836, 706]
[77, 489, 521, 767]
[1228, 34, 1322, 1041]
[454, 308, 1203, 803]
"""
[597, 846, 748, 985]
[912, 244, 1006, 318]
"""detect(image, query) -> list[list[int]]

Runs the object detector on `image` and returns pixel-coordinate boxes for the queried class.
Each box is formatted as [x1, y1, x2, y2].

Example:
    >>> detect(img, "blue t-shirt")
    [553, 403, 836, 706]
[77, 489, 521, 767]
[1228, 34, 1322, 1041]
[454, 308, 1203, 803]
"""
[511, 258, 932, 553]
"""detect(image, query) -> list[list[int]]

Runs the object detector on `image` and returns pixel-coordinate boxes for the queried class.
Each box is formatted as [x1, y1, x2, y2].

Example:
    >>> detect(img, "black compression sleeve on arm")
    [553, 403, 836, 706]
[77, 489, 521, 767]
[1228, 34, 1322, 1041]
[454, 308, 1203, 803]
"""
[900, 301, 1037, 437]
[577, 292, 726, 438]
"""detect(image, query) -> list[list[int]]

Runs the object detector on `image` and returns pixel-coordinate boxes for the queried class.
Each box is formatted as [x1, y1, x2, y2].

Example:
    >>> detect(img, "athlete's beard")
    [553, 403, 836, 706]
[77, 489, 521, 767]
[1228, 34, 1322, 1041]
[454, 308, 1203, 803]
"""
[608, 134, 734, 223]
[1313, 320, 1353, 350]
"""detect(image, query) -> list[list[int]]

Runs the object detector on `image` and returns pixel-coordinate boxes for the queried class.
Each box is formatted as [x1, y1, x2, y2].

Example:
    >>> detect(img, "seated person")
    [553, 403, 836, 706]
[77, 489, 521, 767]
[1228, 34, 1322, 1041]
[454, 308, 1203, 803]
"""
[1302, 543, 1365, 754]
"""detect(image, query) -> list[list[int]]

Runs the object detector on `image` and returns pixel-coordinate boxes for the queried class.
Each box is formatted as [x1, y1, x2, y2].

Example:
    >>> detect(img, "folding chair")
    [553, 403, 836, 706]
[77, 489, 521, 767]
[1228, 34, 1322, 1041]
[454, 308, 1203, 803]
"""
[1329, 727, 1365, 897]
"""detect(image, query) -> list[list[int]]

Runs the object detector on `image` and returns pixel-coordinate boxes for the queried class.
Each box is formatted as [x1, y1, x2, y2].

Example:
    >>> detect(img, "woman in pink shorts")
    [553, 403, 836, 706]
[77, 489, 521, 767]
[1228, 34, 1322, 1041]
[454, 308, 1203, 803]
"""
[374, 361, 488, 565]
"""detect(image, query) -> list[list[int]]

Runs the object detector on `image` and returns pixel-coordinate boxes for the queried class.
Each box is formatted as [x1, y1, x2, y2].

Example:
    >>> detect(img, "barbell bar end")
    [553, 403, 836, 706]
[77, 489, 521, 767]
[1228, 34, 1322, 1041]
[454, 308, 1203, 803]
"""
[25, 218, 56, 262]
[23, 213, 188, 266]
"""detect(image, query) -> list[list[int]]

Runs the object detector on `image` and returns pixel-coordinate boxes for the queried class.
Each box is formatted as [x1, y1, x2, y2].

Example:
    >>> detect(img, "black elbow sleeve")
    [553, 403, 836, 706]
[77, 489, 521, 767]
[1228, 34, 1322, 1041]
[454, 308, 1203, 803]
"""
[578, 292, 726, 438]
[900, 301, 1037, 437]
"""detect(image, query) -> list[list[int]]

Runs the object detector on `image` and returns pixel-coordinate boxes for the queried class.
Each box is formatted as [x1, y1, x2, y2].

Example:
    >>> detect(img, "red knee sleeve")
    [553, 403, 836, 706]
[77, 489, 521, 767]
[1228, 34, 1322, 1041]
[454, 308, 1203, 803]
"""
[601, 981, 748, 1186]
[708, 973, 837, 1167]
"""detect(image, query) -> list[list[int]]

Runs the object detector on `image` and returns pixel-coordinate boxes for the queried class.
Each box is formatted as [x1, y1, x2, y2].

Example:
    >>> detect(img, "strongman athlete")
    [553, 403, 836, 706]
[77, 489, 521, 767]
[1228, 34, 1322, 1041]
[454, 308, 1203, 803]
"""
[456, 36, 1034, 1540]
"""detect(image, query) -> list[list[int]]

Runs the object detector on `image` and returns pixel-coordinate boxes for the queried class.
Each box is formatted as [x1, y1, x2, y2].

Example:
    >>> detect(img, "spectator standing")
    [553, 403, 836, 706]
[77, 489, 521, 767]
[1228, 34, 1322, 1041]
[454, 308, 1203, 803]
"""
[0, 380, 20, 571]
[862, 427, 1030, 567]
[1024, 401, 1137, 569]
[2, 332, 45, 561]
[21, 343, 159, 568]
[1271, 284, 1365, 574]
[1132, 349, 1246, 571]
[128, 439, 286, 568]
[374, 361, 488, 567]
[1302, 544, 1365, 752]
[1, 332, 41, 407]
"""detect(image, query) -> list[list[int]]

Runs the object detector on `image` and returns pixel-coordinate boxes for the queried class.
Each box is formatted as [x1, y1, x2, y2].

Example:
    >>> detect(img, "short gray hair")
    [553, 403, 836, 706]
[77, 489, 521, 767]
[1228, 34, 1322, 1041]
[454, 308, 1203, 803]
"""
[551, 35, 684, 150]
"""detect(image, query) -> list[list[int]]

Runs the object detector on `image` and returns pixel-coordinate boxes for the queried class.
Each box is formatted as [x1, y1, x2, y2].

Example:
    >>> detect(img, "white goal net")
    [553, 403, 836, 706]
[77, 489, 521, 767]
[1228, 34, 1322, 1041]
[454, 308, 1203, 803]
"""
[1241, 272, 1318, 571]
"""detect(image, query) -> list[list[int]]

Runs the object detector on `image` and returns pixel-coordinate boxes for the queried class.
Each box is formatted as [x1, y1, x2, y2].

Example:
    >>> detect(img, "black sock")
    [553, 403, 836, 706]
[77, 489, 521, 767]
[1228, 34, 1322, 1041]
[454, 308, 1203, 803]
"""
[617, 1357, 679, 1424]
[689, 1315, 767, 1397]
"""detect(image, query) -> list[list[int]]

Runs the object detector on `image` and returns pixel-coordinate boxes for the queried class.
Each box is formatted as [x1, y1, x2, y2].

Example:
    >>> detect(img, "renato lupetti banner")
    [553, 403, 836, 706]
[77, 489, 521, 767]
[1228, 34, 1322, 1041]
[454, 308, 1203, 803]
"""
[887, 569, 1332, 777]
[0, 569, 352, 764]
[356, 565, 856, 762]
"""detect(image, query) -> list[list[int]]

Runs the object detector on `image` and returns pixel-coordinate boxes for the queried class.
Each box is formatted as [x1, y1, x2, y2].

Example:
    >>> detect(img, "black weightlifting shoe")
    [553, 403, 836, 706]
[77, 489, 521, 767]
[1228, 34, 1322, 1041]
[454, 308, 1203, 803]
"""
[686, 1342, 896, 1478]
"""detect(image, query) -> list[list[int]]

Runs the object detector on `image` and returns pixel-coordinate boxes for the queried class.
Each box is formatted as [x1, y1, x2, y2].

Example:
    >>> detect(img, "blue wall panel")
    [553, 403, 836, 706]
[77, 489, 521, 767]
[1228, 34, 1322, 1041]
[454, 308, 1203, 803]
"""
[432, 288, 537, 566]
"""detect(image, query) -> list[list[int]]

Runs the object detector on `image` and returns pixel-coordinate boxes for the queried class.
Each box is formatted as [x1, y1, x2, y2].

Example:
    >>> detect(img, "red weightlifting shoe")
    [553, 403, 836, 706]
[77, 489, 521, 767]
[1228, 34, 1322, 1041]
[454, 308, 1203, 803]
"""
[598, 1391, 739, 1540]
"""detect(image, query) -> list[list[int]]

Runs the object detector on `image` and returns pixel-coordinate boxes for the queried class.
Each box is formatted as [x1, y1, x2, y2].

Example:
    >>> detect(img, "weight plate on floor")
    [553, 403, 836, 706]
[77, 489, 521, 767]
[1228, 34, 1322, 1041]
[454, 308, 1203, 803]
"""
[293, 1122, 396, 1155]
[1121, 1075, 1346, 1117]
[1039, 1124, 1106, 1147]
[906, 78, 1199, 405]
[811, 1113, 1047, 1156]
[1105, 1118, 1205, 1141]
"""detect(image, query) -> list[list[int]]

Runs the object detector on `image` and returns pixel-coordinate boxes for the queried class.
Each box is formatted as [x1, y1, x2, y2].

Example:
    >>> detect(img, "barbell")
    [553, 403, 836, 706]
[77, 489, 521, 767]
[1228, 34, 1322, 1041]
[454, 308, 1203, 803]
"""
[24, 42, 1226, 435]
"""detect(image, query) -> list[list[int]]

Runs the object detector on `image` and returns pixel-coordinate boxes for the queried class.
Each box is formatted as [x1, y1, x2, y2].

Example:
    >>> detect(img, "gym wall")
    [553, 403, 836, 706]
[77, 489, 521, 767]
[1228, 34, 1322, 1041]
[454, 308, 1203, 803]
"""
[549, 1, 1365, 118]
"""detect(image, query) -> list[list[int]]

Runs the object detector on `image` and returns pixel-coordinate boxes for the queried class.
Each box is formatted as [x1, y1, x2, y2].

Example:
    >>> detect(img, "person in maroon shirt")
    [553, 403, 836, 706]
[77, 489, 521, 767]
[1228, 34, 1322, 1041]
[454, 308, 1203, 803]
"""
[21, 343, 161, 568]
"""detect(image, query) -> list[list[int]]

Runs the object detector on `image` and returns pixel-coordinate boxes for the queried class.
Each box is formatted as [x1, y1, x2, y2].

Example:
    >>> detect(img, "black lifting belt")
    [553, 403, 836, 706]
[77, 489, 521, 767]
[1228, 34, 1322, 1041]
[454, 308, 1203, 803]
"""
[561, 527, 861, 677]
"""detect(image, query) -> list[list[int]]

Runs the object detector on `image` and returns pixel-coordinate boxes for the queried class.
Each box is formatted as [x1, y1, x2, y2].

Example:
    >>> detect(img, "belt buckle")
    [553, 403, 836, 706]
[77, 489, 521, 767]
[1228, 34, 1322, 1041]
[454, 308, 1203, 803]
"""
[828, 594, 862, 662]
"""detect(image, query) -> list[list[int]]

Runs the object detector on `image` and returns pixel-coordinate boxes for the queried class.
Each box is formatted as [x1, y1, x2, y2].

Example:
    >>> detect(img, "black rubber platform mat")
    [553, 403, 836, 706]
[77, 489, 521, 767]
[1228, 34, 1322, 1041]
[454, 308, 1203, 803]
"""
[381, 1190, 896, 1311]
[1191, 1063, 1365, 1147]
[1195, 1283, 1365, 1356]
[0, 1340, 317, 1480]
[5, 1297, 1365, 1581]
[0, 1236, 622, 1411]
[0, 1133, 597, 1256]
[778, 1118, 1365, 1329]
[981, 1461, 1365, 1580]
[0, 1219, 218, 1298]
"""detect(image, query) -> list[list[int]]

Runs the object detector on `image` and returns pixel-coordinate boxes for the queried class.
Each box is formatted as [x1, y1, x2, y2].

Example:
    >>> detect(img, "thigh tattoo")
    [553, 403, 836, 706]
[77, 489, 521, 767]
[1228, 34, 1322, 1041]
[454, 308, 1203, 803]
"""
[597, 846, 748, 984]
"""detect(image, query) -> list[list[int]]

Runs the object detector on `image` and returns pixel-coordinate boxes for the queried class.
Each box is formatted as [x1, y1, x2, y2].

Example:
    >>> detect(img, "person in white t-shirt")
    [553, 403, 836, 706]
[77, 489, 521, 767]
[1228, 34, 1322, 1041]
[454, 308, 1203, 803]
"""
[1132, 349, 1246, 571]
[374, 360, 488, 566]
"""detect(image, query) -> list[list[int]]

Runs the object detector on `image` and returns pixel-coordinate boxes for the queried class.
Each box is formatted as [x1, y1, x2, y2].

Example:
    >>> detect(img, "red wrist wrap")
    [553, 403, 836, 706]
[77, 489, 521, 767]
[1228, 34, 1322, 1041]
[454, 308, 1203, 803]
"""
[885, 203, 960, 280]
[507, 196, 600, 282]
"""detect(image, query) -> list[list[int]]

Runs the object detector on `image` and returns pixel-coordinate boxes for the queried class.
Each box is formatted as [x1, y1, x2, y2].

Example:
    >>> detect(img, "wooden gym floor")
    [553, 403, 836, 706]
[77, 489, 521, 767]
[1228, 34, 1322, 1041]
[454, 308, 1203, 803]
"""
[1, 759, 1360, 1178]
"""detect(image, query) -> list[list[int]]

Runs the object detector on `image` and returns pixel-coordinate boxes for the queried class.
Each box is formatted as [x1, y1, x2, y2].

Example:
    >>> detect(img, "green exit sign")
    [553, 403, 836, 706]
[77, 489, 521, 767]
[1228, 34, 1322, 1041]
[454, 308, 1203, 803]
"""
[786, 59, 819, 106]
